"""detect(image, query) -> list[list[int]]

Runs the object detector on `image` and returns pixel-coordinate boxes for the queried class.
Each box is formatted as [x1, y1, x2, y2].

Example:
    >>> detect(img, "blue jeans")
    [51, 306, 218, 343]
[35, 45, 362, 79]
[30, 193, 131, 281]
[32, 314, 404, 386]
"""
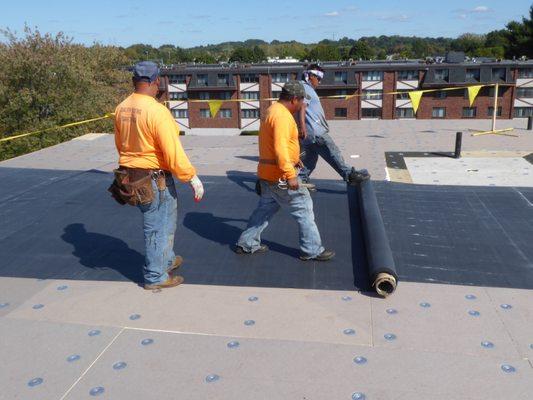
[299, 132, 353, 182]
[137, 176, 177, 285]
[237, 180, 324, 257]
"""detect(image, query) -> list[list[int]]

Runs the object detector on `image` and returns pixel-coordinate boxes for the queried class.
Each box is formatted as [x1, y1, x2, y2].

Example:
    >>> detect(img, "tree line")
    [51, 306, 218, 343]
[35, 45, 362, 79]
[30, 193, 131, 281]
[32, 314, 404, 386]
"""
[126, 5, 532, 63]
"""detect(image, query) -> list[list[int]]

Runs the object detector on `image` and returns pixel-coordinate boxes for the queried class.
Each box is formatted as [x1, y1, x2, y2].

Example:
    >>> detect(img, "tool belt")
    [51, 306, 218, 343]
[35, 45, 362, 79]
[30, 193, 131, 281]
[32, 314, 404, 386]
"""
[108, 167, 170, 206]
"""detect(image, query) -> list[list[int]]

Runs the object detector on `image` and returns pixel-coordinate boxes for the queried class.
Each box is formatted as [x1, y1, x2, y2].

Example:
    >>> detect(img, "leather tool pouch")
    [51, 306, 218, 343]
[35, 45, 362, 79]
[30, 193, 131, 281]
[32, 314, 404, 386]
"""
[108, 168, 155, 206]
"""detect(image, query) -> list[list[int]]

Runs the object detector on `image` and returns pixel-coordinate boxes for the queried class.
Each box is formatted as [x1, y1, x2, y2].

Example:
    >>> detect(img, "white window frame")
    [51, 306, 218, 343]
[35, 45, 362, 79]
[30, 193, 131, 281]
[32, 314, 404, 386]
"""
[362, 71, 383, 81]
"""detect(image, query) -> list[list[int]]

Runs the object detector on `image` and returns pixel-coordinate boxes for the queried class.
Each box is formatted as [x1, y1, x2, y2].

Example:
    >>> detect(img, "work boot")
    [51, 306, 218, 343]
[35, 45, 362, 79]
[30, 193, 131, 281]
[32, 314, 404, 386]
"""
[167, 255, 183, 273]
[144, 274, 184, 291]
[348, 168, 370, 185]
[234, 244, 269, 255]
[300, 249, 336, 261]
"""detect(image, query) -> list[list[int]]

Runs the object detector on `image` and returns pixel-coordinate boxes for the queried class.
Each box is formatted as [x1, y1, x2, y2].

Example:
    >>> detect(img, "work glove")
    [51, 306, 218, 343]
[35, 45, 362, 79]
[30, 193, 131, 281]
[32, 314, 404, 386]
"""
[189, 175, 204, 202]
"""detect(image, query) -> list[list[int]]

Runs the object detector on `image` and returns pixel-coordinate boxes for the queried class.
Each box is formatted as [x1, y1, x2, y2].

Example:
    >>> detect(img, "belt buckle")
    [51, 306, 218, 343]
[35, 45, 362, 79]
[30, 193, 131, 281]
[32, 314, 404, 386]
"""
[151, 170, 164, 180]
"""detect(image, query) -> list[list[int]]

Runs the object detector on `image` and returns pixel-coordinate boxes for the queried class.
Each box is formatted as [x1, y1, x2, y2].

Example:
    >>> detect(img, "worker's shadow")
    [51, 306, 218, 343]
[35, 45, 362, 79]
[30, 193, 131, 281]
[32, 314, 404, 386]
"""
[61, 223, 144, 284]
[182, 212, 299, 258]
[226, 170, 257, 193]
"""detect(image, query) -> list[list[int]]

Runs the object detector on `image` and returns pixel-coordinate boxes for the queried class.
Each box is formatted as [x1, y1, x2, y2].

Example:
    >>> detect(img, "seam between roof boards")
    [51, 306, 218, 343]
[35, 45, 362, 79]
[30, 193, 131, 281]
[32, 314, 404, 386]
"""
[483, 287, 527, 363]
[113, 326, 527, 362]
[58, 326, 126, 400]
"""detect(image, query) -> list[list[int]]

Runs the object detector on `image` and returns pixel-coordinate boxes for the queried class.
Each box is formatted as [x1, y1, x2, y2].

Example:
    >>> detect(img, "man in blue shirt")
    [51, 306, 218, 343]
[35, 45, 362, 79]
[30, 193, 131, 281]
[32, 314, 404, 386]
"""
[298, 64, 370, 188]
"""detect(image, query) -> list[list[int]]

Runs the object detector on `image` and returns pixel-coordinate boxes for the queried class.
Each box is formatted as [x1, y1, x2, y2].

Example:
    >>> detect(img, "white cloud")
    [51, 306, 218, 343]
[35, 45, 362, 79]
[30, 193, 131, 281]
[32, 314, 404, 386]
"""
[453, 5, 492, 19]
[324, 11, 339, 17]
[379, 13, 410, 22]
[472, 6, 490, 13]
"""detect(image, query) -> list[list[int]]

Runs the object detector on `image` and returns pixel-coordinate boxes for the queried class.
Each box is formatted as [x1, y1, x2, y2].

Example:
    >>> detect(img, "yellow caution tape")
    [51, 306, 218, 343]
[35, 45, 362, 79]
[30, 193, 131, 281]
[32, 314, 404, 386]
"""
[0, 113, 114, 144]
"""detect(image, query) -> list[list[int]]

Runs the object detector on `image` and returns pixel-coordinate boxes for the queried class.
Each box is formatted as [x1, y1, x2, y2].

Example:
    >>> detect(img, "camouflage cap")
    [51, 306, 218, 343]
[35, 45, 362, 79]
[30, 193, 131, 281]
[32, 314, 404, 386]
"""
[281, 80, 311, 100]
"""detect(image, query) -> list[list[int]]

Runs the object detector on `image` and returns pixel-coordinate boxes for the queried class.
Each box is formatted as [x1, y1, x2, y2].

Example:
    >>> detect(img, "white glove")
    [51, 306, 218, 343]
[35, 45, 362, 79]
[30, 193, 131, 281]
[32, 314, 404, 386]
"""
[189, 175, 204, 202]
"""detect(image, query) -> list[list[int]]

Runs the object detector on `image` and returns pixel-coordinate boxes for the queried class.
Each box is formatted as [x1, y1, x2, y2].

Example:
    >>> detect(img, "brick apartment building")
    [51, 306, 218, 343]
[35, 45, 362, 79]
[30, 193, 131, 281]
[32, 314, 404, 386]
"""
[159, 56, 533, 135]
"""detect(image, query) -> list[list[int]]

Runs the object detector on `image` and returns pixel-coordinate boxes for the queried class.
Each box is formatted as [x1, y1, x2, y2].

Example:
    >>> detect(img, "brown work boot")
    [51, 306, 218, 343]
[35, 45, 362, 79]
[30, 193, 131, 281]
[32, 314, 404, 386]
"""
[167, 255, 183, 273]
[144, 274, 184, 290]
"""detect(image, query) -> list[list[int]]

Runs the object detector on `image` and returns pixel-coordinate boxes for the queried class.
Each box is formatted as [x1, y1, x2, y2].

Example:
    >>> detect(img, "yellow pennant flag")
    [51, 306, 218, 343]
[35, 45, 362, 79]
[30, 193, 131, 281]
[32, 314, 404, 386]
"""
[208, 100, 224, 118]
[408, 91, 424, 114]
[467, 85, 483, 107]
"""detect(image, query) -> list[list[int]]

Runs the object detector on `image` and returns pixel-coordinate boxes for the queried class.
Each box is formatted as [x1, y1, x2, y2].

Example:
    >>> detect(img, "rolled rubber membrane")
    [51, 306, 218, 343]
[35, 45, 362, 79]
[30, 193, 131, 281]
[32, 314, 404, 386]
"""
[358, 179, 398, 297]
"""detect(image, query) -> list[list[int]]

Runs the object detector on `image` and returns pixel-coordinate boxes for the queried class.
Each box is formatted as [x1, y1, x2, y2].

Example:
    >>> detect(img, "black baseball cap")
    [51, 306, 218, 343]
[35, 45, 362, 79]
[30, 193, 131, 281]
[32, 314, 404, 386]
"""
[281, 80, 311, 100]
[133, 61, 160, 83]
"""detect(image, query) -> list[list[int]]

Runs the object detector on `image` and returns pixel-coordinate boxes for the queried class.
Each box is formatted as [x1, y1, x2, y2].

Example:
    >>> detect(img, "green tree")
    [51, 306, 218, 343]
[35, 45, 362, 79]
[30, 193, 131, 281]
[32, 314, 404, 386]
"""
[229, 46, 266, 63]
[0, 27, 130, 160]
[306, 44, 340, 61]
[348, 40, 375, 60]
[451, 33, 486, 56]
[504, 5, 533, 58]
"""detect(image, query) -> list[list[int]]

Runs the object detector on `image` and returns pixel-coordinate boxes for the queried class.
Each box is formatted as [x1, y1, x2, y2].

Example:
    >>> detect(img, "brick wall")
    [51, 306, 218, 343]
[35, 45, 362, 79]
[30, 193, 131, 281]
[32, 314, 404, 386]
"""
[382, 71, 396, 120]
[417, 86, 513, 120]
[188, 90, 240, 128]
[259, 74, 272, 122]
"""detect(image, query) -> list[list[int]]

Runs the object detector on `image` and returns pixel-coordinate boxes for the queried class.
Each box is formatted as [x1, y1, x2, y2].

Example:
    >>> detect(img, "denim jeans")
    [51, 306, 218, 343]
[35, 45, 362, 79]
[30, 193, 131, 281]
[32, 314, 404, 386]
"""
[137, 176, 177, 285]
[237, 180, 324, 257]
[299, 132, 353, 182]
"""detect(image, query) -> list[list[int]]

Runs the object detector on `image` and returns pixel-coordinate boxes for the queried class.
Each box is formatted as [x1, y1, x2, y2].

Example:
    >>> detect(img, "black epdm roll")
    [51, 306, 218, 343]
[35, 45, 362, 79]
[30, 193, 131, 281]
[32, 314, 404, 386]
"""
[358, 179, 398, 297]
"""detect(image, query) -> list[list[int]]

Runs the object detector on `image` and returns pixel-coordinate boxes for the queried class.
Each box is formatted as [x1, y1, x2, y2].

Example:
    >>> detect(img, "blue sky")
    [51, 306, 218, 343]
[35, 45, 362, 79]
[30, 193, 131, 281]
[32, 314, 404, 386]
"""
[1, 0, 531, 47]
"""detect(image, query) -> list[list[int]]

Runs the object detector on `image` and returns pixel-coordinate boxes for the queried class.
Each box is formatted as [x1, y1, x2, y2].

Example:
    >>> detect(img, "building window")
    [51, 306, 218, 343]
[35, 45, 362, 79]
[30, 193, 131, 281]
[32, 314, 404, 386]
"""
[434, 91, 447, 99]
[396, 108, 415, 118]
[432, 107, 446, 118]
[361, 108, 382, 118]
[241, 109, 260, 119]
[518, 68, 533, 79]
[200, 109, 211, 118]
[488, 86, 505, 97]
[396, 90, 410, 100]
[334, 108, 347, 117]
[241, 74, 259, 83]
[462, 107, 477, 118]
[272, 91, 281, 99]
[362, 90, 383, 100]
[492, 68, 506, 81]
[514, 107, 533, 117]
[197, 74, 208, 86]
[199, 92, 210, 100]
[362, 71, 383, 81]
[272, 73, 289, 83]
[517, 88, 533, 98]
[398, 70, 417, 80]
[169, 74, 186, 84]
[218, 91, 232, 100]
[487, 107, 502, 117]
[334, 71, 348, 83]
[219, 109, 232, 118]
[434, 69, 449, 82]
[241, 91, 260, 100]
[171, 109, 188, 118]
[466, 69, 480, 82]
[218, 74, 229, 85]
[169, 92, 187, 100]
[335, 89, 348, 96]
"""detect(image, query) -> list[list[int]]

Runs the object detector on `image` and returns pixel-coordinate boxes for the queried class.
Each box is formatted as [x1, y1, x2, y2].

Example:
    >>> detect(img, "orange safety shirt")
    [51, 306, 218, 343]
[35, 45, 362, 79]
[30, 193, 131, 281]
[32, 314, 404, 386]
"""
[257, 102, 300, 182]
[114, 93, 196, 182]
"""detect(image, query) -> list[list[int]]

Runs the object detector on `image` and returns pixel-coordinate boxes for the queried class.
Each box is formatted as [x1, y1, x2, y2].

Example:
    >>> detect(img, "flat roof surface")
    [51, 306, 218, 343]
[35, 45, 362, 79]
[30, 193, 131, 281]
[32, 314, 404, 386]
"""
[1, 119, 532, 399]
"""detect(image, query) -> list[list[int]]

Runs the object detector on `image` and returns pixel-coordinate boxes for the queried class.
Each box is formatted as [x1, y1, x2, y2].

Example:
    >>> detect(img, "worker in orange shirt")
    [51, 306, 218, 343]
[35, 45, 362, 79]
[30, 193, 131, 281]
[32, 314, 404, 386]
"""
[235, 81, 334, 261]
[110, 61, 204, 290]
